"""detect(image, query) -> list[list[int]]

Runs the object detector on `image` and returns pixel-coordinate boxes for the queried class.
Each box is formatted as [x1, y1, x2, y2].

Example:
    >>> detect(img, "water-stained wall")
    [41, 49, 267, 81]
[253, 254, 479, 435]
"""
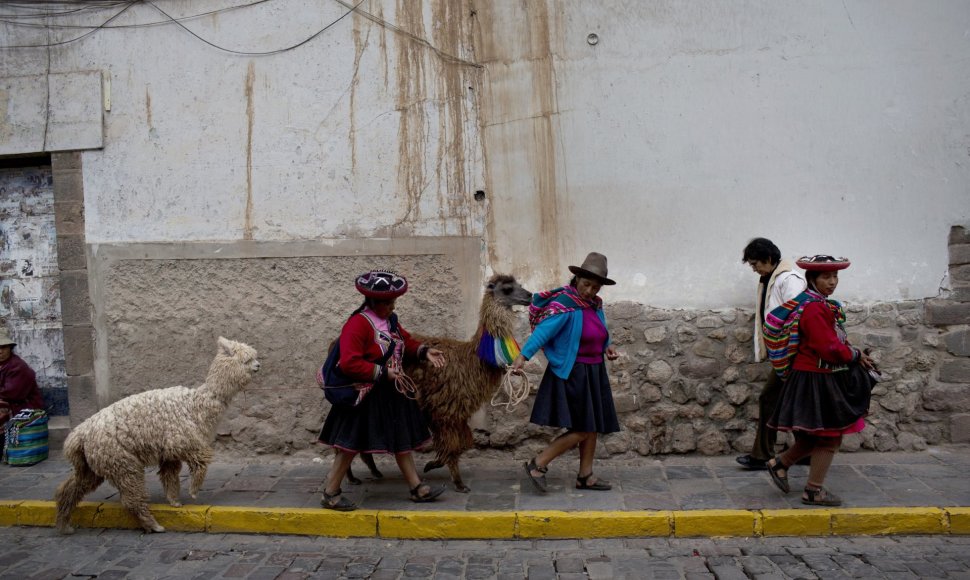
[2, 1, 969, 454]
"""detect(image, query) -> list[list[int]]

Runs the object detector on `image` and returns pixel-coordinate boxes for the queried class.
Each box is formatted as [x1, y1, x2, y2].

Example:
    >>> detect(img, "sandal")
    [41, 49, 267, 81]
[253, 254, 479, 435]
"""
[409, 481, 446, 503]
[321, 488, 357, 511]
[802, 486, 842, 506]
[576, 473, 612, 491]
[524, 457, 548, 493]
[767, 456, 790, 494]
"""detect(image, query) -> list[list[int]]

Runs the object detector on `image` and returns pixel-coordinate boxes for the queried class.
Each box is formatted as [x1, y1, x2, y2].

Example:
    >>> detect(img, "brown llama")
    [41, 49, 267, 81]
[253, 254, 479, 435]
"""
[54, 337, 260, 534]
[404, 274, 532, 492]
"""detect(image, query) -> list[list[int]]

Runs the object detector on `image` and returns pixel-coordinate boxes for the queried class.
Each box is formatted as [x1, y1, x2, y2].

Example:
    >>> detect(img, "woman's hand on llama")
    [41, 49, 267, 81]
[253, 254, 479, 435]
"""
[605, 346, 620, 361]
[426, 348, 447, 368]
[510, 354, 527, 374]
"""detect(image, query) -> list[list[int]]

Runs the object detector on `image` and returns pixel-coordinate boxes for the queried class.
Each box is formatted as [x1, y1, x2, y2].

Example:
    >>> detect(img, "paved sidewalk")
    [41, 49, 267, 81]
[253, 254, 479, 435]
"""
[2, 446, 968, 538]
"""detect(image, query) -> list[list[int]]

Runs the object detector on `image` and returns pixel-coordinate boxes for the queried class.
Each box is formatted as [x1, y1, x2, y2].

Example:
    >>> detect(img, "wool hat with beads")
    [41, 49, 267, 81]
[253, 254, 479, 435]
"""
[796, 255, 851, 272]
[355, 270, 409, 299]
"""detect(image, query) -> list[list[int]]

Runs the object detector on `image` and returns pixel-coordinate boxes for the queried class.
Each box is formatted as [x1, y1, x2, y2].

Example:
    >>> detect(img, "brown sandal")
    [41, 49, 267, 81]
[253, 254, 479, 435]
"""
[321, 488, 357, 511]
[524, 457, 548, 493]
[767, 456, 790, 494]
[576, 473, 612, 491]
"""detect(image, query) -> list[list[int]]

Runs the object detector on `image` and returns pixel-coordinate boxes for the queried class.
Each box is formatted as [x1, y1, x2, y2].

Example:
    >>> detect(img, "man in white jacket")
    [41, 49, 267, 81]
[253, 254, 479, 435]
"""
[736, 238, 806, 470]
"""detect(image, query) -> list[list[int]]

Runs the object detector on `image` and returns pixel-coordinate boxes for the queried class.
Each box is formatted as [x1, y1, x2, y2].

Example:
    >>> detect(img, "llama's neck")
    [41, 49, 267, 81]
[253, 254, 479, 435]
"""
[196, 358, 249, 413]
[475, 297, 521, 368]
[476, 330, 520, 368]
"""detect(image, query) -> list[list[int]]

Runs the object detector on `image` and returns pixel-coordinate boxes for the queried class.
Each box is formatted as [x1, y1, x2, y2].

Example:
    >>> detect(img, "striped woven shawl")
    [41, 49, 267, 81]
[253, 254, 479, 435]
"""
[762, 290, 846, 379]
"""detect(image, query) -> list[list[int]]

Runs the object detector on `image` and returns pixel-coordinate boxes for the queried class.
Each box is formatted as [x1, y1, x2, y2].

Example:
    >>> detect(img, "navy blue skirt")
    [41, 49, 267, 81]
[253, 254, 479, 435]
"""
[318, 379, 431, 454]
[767, 364, 872, 434]
[530, 361, 620, 434]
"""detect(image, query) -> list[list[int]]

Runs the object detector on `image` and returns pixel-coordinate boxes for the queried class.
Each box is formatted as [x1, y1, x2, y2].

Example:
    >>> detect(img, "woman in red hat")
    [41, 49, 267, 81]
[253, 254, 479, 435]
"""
[318, 270, 447, 510]
[765, 255, 876, 506]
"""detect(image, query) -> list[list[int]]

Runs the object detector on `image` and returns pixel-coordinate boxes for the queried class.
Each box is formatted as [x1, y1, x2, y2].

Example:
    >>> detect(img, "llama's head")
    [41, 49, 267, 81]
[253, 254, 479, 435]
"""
[485, 274, 532, 308]
[209, 337, 260, 396]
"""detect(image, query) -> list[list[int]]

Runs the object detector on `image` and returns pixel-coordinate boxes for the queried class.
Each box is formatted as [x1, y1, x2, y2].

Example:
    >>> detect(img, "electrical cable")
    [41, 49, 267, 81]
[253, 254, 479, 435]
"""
[143, 0, 363, 56]
[0, 0, 271, 29]
[331, 0, 481, 68]
[0, 1, 136, 49]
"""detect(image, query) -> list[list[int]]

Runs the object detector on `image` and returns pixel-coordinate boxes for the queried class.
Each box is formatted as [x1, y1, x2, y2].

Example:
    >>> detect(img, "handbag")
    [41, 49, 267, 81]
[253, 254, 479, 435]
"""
[317, 313, 398, 408]
[3, 408, 49, 466]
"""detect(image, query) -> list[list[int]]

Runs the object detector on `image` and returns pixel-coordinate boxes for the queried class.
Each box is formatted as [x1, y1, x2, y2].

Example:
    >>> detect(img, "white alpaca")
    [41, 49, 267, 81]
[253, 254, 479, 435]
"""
[54, 337, 260, 534]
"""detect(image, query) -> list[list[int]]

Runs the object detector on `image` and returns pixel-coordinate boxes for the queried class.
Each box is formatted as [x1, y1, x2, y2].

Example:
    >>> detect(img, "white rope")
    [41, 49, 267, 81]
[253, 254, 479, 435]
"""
[490, 368, 531, 411]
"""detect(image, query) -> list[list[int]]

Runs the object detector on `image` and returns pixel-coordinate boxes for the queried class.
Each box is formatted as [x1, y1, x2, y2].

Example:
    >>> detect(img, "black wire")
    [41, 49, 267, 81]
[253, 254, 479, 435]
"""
[0, 1, 136, 49]
[0, 0, 271, 29]
[144, 0, 363, 56]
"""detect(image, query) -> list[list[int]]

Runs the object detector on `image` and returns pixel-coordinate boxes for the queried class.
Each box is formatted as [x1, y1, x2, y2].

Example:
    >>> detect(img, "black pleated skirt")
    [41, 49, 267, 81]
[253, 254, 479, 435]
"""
[318, 379, 431, 454]
[767, 364, 873, 434]
[530, 361, 621, 434]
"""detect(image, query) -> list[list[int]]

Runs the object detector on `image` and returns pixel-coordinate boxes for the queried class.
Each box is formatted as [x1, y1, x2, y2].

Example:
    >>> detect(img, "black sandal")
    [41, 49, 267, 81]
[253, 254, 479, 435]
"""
[321, 488, 357, 511]
[802, 486, 842, 506]
[767, 456, 790, 494]
[524, 457, 548, 493]
[409, 481, 446, 503]
[576, 473, 612, 491]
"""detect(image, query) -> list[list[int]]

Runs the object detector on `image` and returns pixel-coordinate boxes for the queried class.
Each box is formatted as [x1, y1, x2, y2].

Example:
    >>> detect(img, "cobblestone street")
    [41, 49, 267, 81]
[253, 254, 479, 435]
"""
[3, 527, 970, 579]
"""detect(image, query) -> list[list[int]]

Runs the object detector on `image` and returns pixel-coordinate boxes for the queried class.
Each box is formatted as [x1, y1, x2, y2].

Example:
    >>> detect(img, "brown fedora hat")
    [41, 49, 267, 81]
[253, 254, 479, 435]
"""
[568, 252, 616, 285]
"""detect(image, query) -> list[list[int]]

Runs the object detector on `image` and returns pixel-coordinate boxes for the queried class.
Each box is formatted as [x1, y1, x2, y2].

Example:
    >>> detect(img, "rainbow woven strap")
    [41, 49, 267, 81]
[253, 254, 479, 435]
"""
[762, 291, 846, 379]
[477, 331, 521, 368]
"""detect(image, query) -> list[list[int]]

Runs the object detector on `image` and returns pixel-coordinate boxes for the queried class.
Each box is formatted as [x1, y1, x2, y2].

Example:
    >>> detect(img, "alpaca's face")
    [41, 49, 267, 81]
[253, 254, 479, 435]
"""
[488, 275, 532, 308]
[218, 337, 261, 375]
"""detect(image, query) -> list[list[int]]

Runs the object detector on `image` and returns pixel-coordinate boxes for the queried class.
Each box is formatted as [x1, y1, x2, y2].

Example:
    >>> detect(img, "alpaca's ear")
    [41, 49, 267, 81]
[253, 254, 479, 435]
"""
[217, 336, 234, 355]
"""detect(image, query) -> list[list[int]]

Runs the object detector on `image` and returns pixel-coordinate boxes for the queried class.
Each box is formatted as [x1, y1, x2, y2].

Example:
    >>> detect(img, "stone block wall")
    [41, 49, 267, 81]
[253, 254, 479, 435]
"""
[475, 228, 970, 458]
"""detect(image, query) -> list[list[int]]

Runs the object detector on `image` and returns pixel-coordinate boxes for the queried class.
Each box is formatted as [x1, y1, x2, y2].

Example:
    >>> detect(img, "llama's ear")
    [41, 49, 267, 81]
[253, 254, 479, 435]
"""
[217, 336, 234, 355]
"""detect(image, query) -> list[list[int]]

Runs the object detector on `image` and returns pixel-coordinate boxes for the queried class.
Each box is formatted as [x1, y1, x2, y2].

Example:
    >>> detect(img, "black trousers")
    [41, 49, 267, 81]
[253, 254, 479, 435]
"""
[751, 369, 782, 461]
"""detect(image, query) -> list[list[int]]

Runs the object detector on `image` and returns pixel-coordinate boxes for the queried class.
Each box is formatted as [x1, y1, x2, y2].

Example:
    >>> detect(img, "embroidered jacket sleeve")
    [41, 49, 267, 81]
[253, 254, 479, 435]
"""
[798, 301, 857, 365]
[337, 314, 384, 382]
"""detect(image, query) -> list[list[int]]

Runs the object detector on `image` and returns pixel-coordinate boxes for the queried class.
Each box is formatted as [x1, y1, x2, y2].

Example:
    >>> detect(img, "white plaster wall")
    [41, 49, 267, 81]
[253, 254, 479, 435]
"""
[484, 0, 970, 307]
[2, 1, 968, 309]
[0, 1, 486, 243]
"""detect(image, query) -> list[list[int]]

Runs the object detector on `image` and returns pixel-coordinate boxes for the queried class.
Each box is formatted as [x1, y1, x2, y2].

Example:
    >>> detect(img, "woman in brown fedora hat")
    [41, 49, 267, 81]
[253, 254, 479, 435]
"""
[764, 255, 876, 506]
[317, 270, 448, 510]
[0, 330, 45, 432]
[511, 252, 621, 493]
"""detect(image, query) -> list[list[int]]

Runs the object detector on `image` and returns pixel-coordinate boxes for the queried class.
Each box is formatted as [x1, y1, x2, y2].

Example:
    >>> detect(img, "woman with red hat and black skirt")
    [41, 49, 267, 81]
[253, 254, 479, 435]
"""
[765, 255, 876, 506]
[318, 270, 447, 510]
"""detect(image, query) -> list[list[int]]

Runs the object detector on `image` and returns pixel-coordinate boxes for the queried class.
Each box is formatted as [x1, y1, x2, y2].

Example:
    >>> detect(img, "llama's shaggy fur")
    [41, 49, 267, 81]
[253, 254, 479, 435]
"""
[54, 337, 260, 534]
[405, 274, 531, 492]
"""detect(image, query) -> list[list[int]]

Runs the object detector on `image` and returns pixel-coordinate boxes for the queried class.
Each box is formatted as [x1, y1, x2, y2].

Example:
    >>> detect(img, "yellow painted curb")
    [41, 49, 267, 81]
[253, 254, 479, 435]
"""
[17, 500, 55, 527]
[761, 509, 833, 536]
[379, 510, 516, 539]
[831, 507, 947, 535]
[206, 506, 377, 537]
[88, 503, 209, 532]
[674, 509, 760, 537]
[2, 503, 969, 538]
[946, 507, 970, 534]
[0, 500, 22, 526]
[517, 510, 671, 538]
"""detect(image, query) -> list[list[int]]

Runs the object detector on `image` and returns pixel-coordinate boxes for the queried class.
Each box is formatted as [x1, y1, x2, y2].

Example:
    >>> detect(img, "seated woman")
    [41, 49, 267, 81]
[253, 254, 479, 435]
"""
[318, 270, 447, 510]
[0, 331, 45, 427]
[1, 331, 46, 455]
[766, 255, 875, 506]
